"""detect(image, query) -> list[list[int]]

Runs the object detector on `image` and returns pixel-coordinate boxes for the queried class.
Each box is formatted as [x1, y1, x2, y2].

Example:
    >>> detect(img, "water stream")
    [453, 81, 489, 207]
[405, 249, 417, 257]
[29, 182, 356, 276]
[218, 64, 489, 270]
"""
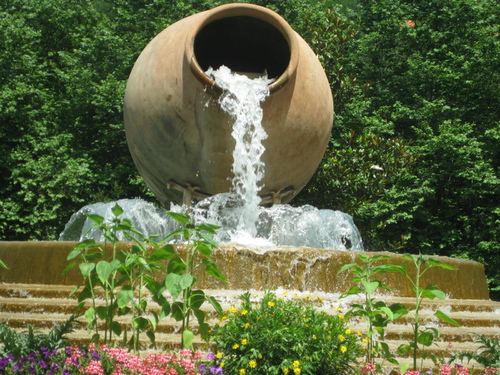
[60, 67, 363, 251]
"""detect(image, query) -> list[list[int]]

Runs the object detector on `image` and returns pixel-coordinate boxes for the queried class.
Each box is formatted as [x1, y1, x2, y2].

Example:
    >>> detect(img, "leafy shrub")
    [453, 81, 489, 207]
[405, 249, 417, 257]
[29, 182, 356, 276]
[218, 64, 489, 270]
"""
[0, 314, 81, 358]
[450, 334, 500, 369]
[212, 291, 361, 375]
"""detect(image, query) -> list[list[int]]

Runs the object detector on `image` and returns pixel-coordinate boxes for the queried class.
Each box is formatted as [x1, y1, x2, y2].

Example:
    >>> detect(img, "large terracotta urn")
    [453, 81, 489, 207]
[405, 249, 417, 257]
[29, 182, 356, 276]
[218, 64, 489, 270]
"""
[123, 3, 333, 206]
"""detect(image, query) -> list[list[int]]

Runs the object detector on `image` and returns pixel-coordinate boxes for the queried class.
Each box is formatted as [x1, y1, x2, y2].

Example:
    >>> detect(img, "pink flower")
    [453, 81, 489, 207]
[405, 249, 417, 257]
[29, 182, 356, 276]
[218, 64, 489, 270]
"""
[361, 363, 376, 374]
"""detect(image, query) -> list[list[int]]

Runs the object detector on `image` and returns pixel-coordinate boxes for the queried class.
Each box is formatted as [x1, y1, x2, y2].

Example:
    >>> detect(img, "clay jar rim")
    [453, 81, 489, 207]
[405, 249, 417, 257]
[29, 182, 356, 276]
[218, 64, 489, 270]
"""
[185, 3, 299, 94]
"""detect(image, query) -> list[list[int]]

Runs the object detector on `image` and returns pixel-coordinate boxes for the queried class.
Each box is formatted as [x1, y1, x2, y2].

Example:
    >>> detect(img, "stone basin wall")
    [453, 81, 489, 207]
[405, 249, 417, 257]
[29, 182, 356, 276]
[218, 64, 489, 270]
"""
[0, 241, 490, 300]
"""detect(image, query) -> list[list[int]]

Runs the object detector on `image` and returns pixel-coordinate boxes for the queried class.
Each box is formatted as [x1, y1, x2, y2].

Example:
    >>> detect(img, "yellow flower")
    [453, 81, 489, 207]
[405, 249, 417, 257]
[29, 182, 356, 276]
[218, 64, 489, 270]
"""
[249, 360, 257, 368]
[283, 369, 289, 374]
[345, 329, 352, 335]
[362, 337, 370, 344]
[216, 352, 223, 359]
[241, 309, 249, 315]
[258, 355, 262, 359]
[292, 360, 300, 368]
[340, 345, 347, 353]
[267, 301, 275, 307]
[305, 356, 310, 360]
[220, 362, 225, 368]
[239, 369, 246, 375]
[220, 316, 228, 321]
[282, 291, 288, 296]
[356, 330, 362, 336]
[244, 322, 250, 329]
[233, 344, 240, 350]
[241, 339, 248, 345]
[294, 368, 301, 375]
[228, 306, 238, 314]
[338, 315, 345, 320]
[338, 334, 345, 341]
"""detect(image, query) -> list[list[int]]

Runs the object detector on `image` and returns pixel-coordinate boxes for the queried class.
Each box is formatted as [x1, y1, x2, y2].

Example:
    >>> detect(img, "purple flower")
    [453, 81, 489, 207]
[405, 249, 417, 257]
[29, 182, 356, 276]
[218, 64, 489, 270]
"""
[200, 364, 207, 372]
[207, 353, 216, 361]
[39, 360, 48, 368]
[91, 351, 102, 360]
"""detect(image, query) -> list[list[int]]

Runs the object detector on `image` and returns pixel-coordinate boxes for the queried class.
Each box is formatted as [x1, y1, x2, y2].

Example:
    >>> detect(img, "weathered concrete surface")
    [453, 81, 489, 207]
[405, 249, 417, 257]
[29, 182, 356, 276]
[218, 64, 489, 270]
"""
[0, 241, 490, 300]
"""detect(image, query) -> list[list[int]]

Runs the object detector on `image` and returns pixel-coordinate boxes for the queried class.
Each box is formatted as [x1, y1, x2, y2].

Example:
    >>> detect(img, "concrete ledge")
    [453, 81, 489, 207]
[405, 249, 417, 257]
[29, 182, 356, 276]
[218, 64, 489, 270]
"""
[0, 241, 490, 300]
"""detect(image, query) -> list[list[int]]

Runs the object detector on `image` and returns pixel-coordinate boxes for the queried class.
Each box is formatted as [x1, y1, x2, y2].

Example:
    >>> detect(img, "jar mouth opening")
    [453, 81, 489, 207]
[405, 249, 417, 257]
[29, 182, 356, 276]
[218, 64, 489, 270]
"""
[187, 4, 298, 94]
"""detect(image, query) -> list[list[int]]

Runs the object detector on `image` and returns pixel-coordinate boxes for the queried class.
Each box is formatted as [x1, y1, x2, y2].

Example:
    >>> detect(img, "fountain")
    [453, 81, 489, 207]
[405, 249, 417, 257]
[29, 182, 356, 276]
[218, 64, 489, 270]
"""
[0, 3, 498, 364]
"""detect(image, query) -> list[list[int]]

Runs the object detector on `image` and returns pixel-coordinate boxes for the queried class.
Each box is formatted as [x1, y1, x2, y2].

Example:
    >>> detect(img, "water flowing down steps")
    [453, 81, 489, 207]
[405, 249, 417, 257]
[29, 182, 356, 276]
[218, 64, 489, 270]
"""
[1, 283, 500, 369]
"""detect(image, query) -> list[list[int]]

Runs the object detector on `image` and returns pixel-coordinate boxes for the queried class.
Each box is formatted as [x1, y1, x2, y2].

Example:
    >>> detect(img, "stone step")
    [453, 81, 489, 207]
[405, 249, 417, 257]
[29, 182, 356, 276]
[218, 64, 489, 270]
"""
[1, 282, 499, 370]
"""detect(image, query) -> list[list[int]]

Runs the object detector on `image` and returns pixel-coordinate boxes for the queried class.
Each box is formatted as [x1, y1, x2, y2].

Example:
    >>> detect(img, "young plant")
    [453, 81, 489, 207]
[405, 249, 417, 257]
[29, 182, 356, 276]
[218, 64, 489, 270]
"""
[391, 254, 460, 371]
[161, 211, 226, 349]
[63, 203, 173, 351]
[0, 314, 81, 358]
[213, 291, 361, 375]
[338, 253, 406, 368]
[450, 334, 500, 368]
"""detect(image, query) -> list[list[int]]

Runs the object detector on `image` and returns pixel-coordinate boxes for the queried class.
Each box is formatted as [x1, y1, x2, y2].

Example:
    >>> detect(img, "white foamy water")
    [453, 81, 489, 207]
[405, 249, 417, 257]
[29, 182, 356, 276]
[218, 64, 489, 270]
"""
[59, 66, 364, 251]
[206, 66, 273, 239]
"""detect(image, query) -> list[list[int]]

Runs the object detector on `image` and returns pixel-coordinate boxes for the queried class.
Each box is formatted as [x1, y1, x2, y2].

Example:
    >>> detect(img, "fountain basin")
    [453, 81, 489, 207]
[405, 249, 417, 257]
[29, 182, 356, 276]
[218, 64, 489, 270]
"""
[0, 241, 490, 300]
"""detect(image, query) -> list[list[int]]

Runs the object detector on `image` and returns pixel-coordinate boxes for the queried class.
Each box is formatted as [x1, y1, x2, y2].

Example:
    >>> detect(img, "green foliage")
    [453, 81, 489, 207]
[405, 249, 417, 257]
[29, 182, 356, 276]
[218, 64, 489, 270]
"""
[162, 211, 226, 349]
[213, 291, 361, 375]
[389, 254, 460, 371]
[0, 314, 81, 358]
[1, 0, 499, 299]
[338, 254, 407, 367]
[450, 334, 500, 369]
[298, 0, 500, 298]
[64, 203, 225, 352]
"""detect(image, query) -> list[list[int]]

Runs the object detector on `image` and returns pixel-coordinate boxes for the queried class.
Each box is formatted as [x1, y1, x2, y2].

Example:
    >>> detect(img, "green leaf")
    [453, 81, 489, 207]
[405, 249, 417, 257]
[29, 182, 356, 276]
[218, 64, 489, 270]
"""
[435, 310, 460, 326]
[149, 245, 177, 262]
[179, 273, 195, 290]
[111, 203, 124, 217]
[96, 260, 120, 286]
[380, 306, 394, 320]
[417, 330, 435, 346]
[132, 316, 149, 331]
[337, 263, 357, 274]
[84, 307, 95, 325]
[428, 258, 457, 270]
[189, 290, 205, 310]
[96, 306, 107, 320]
[200, 258, 227, 283]
[171, 301, 185, 321]
[167, 256, 186, 274]
[362, 280, 380, 294]
[87, 214, 104, 225]
[196, 242, 212, 258]
[165, 273, 183, 299]
[62, 261, 77, 276]
[146, 331, 156, 345]
[193, 308, 205, 325]
[397, 343, 411, 355]
[166, 211, 191, 226]
[421, 284, 447, 300]
[340, 285, 363, 298]
[67, 247, 83, 261]
[79, 263, 95, 279]
[117, 286, 134, 308]
[207, 295, 223, 316]
[111, 321, 122, 336]
[182, 329, 194, 350]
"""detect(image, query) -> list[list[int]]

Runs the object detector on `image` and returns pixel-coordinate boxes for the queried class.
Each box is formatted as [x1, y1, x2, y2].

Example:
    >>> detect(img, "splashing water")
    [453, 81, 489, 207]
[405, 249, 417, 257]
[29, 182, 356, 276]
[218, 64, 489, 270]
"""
[59, 66, 364, 251]
[206, 66, 273, 238]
